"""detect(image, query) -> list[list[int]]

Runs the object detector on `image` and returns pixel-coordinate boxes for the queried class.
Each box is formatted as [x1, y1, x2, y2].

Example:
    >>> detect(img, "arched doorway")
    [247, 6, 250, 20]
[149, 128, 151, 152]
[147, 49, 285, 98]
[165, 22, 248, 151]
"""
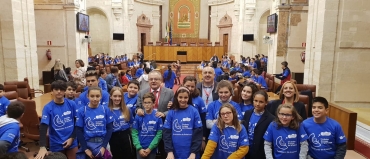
[87, 8, 110, 56]
[258, 10, 270, 55]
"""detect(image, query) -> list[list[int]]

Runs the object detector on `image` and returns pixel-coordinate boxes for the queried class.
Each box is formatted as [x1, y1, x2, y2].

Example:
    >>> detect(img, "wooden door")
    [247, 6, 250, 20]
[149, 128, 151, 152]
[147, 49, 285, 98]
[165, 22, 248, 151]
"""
[223, 34, 228, 55]
[141, 33, 146, 53]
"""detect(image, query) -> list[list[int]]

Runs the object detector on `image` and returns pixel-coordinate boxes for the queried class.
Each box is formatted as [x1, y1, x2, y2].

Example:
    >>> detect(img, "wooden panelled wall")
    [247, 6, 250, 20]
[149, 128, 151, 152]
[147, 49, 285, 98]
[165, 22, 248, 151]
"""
[144, 46, 224, 62]
[171, 38, 210, 44]
[328, 103, 357, 150]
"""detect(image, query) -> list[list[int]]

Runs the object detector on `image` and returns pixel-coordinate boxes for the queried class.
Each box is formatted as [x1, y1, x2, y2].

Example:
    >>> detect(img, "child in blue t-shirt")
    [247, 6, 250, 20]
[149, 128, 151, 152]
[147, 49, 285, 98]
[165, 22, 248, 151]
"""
[239, 83, 259, 115]
[75, 87, 113, 159]
[264, 104, 308, 159]
[124, 80, 140, 116]
[135, 63, 144, 78]
[36, 80, 78, 159]
[126, 70, 133, 81]
[163, 65, 176, 89]
[108, 87, 134, 158]
[302, 96, 347, 159]
[65, 81, 77, 101]
[78, 70, 110, 108]
[206, 80, 243, 130]
[163, 87, 203, 159]
[202, 103, 249, 159]
[0, 84, 10, 116]
[98, 69, 108, 92]
[0, 102, 24, 154]
[183, 76, 207, 149]
[132, 92, 163, 159]
[250, 69, 268, 90]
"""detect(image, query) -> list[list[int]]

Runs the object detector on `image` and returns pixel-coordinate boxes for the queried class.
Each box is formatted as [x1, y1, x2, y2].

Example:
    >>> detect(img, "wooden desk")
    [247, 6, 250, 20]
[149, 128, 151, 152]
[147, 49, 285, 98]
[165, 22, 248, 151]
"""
[267, 92, 280, 101]
[143, 46, 224, 62]
[33, 93, 53, 116]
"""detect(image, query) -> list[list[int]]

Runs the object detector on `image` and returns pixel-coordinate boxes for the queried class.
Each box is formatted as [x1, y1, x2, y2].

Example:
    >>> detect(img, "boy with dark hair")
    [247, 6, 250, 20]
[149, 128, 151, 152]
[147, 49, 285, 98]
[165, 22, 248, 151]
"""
[302, 96, 347, 159]
[228, 70, 238, 81]
[65, 81, 77, 101]
[0, 84, 10, 116]
[105, 66, 122, 92]
[135, 63, 144, 78]
[0, 102, 25, 155]
[35, 80, 78, 159]
[77, 70, 110, 107]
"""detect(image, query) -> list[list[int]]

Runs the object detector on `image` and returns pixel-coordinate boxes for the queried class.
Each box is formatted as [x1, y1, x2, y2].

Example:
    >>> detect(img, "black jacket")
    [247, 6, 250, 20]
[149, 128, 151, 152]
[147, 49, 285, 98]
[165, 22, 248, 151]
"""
[242, 109, 275, 159]
[266, 99, 307, 120]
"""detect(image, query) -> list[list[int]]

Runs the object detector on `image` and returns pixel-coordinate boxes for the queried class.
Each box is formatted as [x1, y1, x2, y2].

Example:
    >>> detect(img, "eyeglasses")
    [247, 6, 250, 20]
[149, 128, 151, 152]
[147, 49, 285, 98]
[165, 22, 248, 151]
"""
[278, 113, 293, 118]
[149, 78, 160, 82]
[220, 112, 232, 117]
[143, 102, 153, 105]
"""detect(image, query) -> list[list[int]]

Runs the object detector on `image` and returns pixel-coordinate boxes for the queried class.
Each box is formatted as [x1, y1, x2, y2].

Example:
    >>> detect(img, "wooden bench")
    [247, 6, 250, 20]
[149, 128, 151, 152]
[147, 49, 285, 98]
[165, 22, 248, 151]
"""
[328, 103, 357, 150]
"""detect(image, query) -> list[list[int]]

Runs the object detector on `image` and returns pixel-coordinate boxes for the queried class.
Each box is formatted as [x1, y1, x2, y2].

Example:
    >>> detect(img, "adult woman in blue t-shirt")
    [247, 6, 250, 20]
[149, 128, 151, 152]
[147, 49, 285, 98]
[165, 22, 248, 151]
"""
[163, 87, 203, 159]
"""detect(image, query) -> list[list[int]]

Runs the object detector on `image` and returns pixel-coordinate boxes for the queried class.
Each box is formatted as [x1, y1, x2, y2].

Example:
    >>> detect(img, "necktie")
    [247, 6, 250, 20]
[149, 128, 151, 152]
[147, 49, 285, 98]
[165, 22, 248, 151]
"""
[153, 90, 159, 109]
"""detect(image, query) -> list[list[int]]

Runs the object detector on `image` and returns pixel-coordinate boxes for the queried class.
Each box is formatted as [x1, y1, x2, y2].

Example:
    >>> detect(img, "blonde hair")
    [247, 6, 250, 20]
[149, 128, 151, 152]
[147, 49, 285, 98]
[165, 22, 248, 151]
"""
[108, 87, 130, 122]
[279, 81, 300, 102]
[216, 103, 242, 133]
[54, 61, 63, 71]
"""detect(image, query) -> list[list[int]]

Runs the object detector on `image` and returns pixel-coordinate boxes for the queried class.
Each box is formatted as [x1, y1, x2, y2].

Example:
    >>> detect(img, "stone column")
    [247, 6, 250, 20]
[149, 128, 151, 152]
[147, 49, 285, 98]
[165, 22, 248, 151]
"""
[152, 10, 161, 43]
[210, 10, 219, 45]
[0, 0, 39, 88]
[304, 0, 339, 98]
[267, 5, 290, 74]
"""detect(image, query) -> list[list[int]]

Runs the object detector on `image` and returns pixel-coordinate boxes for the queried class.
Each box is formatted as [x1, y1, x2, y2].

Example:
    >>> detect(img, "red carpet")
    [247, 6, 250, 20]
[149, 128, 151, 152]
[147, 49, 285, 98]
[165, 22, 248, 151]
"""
[171, 75, 186, 92]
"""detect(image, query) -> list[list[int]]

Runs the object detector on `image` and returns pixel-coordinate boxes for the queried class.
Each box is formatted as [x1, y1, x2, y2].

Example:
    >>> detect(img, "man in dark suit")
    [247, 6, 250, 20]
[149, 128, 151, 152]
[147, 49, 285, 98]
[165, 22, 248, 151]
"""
[209, 53, 219, 63]
[136, 70, 174, 159]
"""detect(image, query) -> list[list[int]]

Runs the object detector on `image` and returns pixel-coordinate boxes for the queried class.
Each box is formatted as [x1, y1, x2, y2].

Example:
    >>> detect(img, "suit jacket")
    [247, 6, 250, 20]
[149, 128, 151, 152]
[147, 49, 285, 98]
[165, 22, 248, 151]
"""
[242, 109, 275, 159]
[105, 73, 122, 91]
[136, 87, 174, 116]
[196, 82, 219, 102]
[266, 99, 307, 120]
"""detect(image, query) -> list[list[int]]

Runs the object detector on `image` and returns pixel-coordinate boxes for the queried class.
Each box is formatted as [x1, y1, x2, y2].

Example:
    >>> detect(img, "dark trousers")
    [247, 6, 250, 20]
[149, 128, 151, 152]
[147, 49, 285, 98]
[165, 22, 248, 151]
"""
[109, 129, 134, 159]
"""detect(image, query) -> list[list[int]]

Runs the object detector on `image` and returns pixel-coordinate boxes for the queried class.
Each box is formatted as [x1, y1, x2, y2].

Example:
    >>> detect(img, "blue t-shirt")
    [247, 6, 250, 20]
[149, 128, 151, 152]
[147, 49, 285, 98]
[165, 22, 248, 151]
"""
[206, 100, 243, 121]
[163, 106, 202, 159]
[239, 103, 254, 116]
[264, 122, 308, 159]
[302, 117, 347, 159]
[247, 112, 262, 150]
[252, 75, 268, 90]
[111, 108, 134, 132]
[124, 93, 138, 116]
[135, 68, 144, 78]
[163, 70, 176, 89]
[40, 99, 78, 151]
[133, 110, 163, 153]
[98, 77, 108, 92]
[243, 71, 251, 78]
[0, 122, 20, 153]
[0, 96, 10, 116]
[214, 68, 223, 81]
[208, 124, 249, 159]
[192, 96, 207, 114]
[77, 90, 110, 108]
[126, 74, 133, 81]
[76, 105, 113, 140]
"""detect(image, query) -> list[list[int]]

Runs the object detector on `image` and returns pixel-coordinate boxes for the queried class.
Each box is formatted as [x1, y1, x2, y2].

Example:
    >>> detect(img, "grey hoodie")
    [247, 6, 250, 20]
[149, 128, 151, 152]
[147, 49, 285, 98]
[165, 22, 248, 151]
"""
[0, 115, 18, 127]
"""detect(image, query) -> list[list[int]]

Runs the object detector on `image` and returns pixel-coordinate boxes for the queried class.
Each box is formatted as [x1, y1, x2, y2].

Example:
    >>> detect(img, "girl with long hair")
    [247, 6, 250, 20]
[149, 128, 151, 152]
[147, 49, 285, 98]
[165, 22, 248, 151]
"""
[163, 87, 202, 159]
[174, 60, 181, 85]
[201, 103, 249, 159]
[242, 90, 275, 159]
[206, 80, 243, 130]
[108, 87, 134, 159]
[182, 76, 207, 150]
[239, 82, 259, 115]
[264, 104, 308, 159]
[163, 64, 176, 89]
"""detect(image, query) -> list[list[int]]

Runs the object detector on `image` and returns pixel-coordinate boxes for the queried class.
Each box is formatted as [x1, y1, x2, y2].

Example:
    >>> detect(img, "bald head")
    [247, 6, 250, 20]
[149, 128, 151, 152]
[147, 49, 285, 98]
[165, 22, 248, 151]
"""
[202, 66, 215, 85]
